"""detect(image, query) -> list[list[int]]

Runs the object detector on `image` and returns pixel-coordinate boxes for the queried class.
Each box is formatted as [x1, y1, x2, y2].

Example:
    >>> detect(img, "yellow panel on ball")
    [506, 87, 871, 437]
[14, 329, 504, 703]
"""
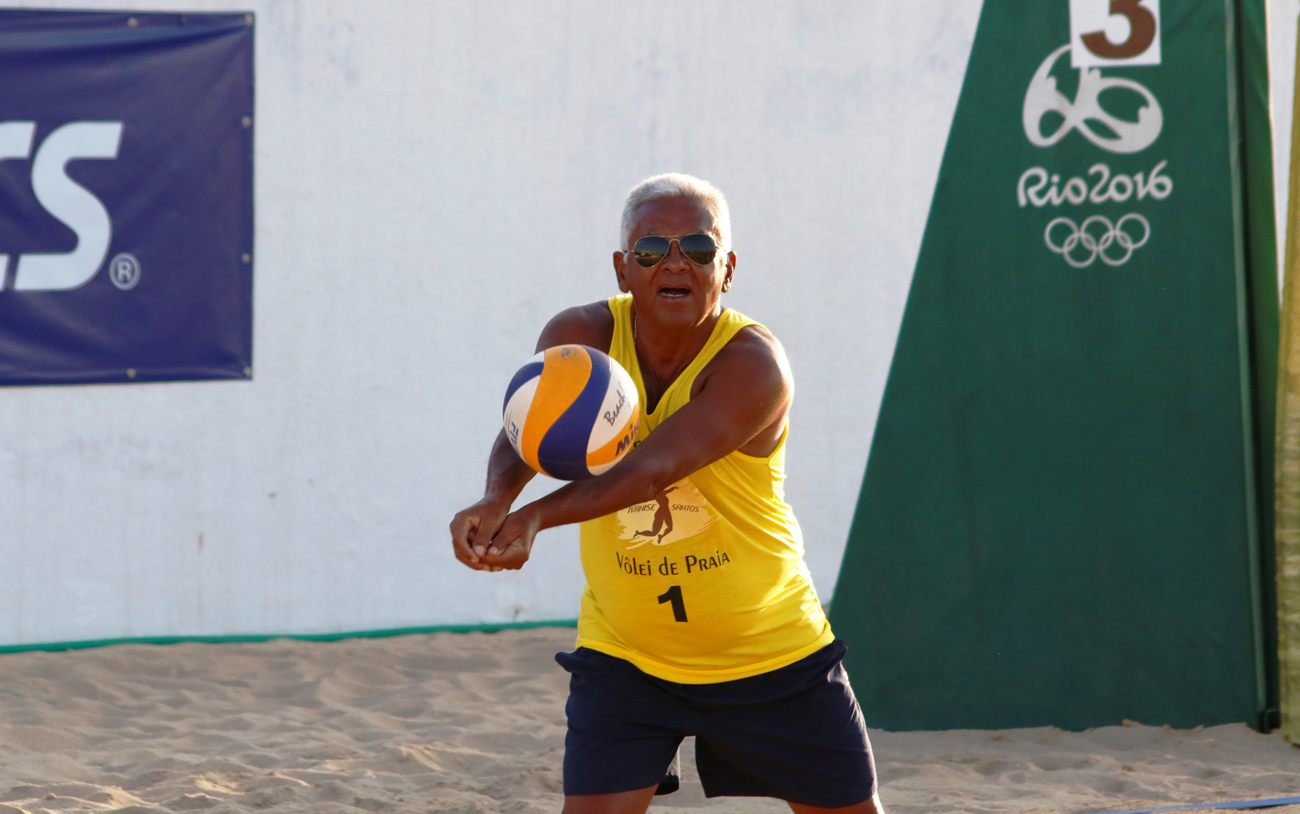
[502, 344, 640, 480]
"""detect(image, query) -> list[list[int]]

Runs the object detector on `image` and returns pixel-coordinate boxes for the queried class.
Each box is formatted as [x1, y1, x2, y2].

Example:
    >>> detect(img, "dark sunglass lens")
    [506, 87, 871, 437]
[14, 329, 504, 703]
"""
[633, 236, 670, 267]
[679, 234, 718, 264]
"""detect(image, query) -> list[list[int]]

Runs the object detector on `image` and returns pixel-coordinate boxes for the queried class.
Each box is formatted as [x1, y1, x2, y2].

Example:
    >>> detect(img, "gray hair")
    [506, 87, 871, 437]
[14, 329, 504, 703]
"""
[619, 173, 732, 254]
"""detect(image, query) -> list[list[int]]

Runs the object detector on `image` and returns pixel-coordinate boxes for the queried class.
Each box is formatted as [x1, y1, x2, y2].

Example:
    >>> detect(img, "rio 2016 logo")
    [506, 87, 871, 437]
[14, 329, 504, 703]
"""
[1023, 44, 1162, 155]
[1019, 0, 1164, 269]
[0, 120, 137, 292]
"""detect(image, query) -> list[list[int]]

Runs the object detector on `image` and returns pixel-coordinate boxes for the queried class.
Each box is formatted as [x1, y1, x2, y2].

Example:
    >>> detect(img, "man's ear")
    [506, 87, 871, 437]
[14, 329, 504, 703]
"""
[613, 251, 631, 293]
[722, 251, 736, 292]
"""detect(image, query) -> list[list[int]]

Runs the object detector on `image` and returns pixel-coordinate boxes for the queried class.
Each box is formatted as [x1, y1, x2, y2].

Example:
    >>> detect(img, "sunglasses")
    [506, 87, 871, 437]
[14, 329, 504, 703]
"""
[627, 234, 724, 268]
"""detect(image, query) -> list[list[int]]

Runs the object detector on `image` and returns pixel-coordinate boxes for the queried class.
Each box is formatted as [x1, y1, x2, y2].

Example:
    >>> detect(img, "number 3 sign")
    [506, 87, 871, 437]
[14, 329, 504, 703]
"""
[1070, 0, 1161, 68]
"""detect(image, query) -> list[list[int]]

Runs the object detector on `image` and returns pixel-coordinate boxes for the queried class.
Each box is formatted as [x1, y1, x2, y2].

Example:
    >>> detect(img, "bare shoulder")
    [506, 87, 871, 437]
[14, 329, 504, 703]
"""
[536, 301, 615, 353]
[698, 322, 793, 400]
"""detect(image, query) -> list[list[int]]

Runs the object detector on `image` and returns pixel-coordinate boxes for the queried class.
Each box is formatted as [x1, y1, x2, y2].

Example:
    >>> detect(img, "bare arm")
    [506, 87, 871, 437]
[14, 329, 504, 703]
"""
[479, 330, 791, 569]
[448, 302, 614, 571]
[448, 430, 537, 571]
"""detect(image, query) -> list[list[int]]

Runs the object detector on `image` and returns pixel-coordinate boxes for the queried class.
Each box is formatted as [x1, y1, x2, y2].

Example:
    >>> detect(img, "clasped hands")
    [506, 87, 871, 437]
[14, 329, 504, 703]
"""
[449, 497, 541, 572]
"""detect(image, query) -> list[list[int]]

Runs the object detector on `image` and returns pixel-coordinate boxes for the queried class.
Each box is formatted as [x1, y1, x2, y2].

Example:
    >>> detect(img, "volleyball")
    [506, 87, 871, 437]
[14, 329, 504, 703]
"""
[502, 344, 640, 480]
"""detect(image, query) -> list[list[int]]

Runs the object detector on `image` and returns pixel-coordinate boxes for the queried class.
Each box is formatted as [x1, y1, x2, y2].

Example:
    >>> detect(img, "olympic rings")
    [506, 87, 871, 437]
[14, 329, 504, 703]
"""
[1044, 213, 1150, 268]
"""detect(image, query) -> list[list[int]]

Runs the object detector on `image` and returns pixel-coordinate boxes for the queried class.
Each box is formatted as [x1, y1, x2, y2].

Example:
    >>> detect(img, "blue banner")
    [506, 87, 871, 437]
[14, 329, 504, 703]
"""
[0, 11, 253, 386]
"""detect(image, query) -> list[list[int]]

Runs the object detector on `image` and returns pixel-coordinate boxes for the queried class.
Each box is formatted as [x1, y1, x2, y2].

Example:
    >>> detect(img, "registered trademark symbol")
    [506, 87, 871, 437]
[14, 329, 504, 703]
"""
[108, 253, 140, 290]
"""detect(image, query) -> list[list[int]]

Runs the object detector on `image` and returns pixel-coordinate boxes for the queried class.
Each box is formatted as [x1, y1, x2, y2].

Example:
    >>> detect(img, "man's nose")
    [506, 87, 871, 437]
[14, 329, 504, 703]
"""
[660, 240, 691, 271]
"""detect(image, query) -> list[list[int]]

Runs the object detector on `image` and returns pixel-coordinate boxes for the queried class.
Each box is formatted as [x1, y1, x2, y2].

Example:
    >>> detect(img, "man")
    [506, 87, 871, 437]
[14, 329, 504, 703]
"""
[450, 173, 884, 814]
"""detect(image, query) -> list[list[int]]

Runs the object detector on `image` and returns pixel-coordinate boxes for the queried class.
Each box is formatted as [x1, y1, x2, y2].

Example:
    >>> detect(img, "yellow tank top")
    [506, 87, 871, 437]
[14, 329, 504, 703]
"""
[575, 294, 835, 683]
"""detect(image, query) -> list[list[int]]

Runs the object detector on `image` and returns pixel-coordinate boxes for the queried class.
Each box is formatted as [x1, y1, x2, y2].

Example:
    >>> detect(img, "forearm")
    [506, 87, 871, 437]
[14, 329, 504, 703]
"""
[484, 430, 536, 503]
[451, 431, 539, 571]
[529, 455, 672, 531]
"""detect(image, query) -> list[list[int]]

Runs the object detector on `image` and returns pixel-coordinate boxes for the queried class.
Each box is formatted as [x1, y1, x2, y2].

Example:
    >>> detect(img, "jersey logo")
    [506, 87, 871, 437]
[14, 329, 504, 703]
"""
[617, 478, 718, 549]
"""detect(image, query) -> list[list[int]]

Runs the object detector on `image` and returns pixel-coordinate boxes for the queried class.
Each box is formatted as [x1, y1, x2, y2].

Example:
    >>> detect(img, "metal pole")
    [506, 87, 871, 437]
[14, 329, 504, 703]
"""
[1272, 7, 1300, 745]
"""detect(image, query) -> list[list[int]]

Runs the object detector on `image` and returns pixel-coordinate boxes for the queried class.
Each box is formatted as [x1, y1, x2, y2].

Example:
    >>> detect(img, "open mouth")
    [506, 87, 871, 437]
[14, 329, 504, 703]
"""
[659, 287, 691, 299]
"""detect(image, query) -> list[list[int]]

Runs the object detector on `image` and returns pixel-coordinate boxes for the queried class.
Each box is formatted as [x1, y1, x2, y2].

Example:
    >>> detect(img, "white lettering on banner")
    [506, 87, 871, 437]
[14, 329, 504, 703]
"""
[1070, 0, 1161, 68]
[0, 122, 37, 283]
[1024, 45, 1162, 155]
[1017, 161, 1172, 208]
[13, 122, 123, 291]
[1021, 36, 1164, 269]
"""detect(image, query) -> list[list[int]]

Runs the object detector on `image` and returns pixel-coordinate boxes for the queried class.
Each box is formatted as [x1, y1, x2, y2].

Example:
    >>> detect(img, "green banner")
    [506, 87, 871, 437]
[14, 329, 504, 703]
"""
[831, 0, 1278, 730]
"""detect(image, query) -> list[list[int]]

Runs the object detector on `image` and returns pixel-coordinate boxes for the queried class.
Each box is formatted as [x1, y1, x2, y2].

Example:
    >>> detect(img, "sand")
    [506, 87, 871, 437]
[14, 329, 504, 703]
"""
[0, 627, 1297, 814]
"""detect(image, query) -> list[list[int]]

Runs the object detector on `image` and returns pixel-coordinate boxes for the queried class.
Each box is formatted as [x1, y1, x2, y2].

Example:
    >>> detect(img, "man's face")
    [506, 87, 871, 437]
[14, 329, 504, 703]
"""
[613, 196, 735, 330]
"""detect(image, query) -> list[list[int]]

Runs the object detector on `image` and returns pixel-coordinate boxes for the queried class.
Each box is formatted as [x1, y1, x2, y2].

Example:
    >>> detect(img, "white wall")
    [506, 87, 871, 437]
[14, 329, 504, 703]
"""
[0, 0, 981, 645]
[1272, 0, 1298, 276]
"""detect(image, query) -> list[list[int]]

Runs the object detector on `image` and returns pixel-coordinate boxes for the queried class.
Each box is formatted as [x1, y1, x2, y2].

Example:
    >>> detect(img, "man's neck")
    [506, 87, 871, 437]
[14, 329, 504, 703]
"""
[632, 305, 723, 406]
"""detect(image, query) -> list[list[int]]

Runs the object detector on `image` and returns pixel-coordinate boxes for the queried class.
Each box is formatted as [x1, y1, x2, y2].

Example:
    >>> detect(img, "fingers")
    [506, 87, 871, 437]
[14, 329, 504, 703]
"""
[485, 541, 528, 570]
[484, 525, 516, 561]
[450, 501, 525, 573]
[483, 516, 511, 560]
[473, 512, 507, 559]
[483, 524, 531, 571]
[449, 512, 483, 566]
[451, 499, 515, 571]
[451, 511, 505, 571]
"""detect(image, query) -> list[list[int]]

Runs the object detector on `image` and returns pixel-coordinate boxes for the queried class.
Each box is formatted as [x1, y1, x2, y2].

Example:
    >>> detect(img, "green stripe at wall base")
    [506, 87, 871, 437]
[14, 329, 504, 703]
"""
[0, 619, 579, 656]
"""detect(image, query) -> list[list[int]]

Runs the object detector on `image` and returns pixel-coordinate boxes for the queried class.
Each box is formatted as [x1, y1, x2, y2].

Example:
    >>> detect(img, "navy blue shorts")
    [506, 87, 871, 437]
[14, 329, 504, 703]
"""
[555, 641, 876, 807]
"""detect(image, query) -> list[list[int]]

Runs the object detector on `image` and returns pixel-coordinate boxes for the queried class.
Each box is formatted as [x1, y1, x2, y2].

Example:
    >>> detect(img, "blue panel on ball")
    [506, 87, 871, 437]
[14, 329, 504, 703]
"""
[503, 361, 544, 415]
[537, 348, 611, 480]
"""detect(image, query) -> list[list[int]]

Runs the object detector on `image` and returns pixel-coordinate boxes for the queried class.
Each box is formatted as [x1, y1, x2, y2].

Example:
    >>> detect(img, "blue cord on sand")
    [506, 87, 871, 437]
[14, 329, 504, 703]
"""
[1083, 796, 1300, 814]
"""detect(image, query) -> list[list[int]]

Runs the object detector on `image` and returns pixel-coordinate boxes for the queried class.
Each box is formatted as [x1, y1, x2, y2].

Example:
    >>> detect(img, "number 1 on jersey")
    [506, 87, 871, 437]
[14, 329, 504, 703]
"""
[658, 585, 688, 622]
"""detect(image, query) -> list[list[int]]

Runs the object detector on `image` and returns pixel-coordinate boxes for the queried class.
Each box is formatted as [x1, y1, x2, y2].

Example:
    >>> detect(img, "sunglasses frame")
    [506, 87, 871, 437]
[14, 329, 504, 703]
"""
[625, 233, 728, 268]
